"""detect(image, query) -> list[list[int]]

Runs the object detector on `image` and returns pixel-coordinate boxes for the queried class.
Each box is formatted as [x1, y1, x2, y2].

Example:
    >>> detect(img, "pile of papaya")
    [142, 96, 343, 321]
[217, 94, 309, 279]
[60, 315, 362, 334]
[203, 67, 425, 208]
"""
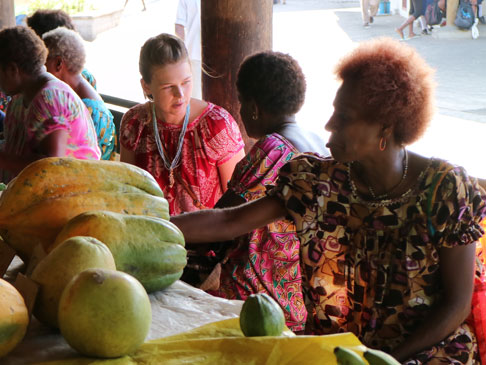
[0, 157, 186, 359]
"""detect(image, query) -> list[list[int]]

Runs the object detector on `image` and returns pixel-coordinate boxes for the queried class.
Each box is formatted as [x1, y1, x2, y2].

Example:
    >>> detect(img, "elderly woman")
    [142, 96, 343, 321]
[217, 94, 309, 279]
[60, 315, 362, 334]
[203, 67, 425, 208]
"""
[0, 26, 100, 181]
[173, 38, 486, 363]
[27, 9, 97, 89]
[184, 51, 328, 332]
[43, 27, 116, 160]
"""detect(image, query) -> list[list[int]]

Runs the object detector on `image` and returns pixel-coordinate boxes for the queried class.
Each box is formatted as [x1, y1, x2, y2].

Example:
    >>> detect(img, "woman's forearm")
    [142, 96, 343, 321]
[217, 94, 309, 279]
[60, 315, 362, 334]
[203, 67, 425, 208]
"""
[391, 300, 471, 361]
[171, 196, 287, 243]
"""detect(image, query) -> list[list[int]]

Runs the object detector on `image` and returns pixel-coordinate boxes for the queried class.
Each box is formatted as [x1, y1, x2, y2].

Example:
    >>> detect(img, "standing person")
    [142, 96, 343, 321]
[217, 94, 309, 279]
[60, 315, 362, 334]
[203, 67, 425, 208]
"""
[120, 33, 245, 215]
[396, 0, 424, 39]
[0, 26, 100, 182]
[175, 0, 202, 99]
[361, 0, 379, 27]
[27, 9, 97, 90]
[43, 27, 116, 160]
[172, 38, 486, 363]
[184, 51, 328, 332]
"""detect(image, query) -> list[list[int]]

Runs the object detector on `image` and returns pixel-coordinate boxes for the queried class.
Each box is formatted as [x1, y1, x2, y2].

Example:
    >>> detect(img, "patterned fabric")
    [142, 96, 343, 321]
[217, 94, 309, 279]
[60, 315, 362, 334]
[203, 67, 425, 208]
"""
[120, 101, 244, 214]
[269, 155, 486, 363]
[210, 133, 307, 332]
[0, 91, 9, 112]
[82, 98, 116, 160]
[2, 79, 100, 181]
[81, 68, 97, 90]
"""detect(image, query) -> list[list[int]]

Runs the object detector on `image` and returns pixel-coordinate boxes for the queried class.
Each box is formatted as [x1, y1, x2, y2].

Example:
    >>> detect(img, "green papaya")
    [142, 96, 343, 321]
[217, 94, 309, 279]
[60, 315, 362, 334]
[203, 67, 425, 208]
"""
[51, 211, 187, 293]
[239, 293, 285, 337]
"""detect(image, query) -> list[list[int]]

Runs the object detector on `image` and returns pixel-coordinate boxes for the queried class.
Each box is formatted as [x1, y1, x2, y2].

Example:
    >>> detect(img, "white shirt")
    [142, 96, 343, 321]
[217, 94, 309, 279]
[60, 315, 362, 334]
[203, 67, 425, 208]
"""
[175, 0, 201, 62]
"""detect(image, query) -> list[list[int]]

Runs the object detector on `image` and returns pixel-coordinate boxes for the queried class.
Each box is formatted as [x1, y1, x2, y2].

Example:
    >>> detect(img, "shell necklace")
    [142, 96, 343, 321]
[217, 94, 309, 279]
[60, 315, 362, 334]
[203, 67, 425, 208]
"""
[352, 148, 409, 200]
[152, 102, 190, 188]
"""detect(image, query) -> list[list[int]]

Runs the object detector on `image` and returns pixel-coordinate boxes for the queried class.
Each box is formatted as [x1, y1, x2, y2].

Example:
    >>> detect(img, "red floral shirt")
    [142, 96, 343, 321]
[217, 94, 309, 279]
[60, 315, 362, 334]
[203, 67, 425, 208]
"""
[120, 102, 244, 214]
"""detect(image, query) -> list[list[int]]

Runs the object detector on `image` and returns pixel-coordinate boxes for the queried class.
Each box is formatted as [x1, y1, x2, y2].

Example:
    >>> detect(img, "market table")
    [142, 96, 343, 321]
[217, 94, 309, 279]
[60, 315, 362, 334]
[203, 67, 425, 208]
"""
[3, 256, 244, 365]
[3, 258, 366, 365]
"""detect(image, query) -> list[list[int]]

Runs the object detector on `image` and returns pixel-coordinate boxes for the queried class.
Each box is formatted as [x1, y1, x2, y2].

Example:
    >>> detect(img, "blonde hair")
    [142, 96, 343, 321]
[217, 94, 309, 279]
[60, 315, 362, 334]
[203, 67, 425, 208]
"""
[43, 27, 86, 74]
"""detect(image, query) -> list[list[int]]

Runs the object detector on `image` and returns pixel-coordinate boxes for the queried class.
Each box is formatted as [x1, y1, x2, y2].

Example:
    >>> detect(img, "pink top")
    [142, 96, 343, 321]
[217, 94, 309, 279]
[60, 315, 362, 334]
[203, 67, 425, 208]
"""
[3, 79, 101, 164]
[120, 102, 245, 214]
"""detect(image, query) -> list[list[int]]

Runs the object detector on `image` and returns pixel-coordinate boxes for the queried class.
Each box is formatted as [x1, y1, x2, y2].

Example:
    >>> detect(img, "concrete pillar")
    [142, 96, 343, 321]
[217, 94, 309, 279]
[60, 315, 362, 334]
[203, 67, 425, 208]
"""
[201, 0, 273, 152]
[0, 0, 15, 29]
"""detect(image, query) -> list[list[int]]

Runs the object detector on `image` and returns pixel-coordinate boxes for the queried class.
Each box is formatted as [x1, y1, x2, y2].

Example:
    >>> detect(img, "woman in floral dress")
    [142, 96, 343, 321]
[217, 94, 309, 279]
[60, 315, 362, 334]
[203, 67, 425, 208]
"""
[183, 51, 328, 332]
[172, 38, 486, 364]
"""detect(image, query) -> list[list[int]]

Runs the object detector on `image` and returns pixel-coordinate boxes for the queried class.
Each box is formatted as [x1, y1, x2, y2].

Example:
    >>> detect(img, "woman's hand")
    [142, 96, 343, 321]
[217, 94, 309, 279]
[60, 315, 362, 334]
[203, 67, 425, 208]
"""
[171, 195, 287, 243]
[391, 242, 476, 362]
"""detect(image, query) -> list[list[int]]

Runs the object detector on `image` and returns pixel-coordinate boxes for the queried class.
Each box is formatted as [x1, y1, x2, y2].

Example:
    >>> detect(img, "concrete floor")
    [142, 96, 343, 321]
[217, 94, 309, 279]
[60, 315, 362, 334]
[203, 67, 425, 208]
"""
[84, 0, 486, 177]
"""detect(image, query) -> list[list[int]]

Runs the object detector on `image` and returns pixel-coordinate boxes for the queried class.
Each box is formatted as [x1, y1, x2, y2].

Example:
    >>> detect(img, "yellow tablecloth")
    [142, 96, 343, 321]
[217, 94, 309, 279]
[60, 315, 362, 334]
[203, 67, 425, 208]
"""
[38, 318, 366, 365]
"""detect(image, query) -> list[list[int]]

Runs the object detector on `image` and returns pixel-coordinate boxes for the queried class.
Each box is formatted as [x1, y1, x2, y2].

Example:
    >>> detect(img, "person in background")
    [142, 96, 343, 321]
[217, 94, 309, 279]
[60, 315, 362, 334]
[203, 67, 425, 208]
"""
[27, 9, 97, 90]
[175, 0, 202, 99]
[172, 38, 486, 363]
[361, 0, 379, 27]
[43, 27, 116, 160]
[0, 26, 100, 182]
[396, 0, 424, 39]
[183, 51, 328, 332]
[120, 33, 245, 214]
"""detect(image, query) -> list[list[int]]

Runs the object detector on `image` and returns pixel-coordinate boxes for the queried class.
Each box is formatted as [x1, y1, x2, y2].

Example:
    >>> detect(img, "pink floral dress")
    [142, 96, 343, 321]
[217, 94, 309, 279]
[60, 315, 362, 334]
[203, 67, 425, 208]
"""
[120, 102, 244, 214]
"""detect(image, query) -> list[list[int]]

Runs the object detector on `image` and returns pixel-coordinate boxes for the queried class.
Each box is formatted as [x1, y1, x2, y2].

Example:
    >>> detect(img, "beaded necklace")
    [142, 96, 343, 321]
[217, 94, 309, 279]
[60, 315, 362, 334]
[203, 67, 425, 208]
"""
[152, 102, 190, 188]
[350, 149, 409, 201]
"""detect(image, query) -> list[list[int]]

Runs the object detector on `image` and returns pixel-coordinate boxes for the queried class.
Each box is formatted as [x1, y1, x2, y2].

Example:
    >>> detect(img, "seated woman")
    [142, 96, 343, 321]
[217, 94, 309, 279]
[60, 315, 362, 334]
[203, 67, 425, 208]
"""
[184, 51, 328, 332]
[27, 9, 97, 89]
[0, 26, 100, 181]
[120, 33, 245, 214]
[43, 27, 116, 160]
[172, 38, 486, 364]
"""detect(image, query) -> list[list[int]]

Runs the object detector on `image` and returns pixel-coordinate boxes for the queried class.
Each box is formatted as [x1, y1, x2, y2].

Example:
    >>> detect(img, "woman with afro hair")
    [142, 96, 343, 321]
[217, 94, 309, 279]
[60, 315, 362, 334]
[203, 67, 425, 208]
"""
[172, 38, 486, 363]
[182, 51, 328, 333]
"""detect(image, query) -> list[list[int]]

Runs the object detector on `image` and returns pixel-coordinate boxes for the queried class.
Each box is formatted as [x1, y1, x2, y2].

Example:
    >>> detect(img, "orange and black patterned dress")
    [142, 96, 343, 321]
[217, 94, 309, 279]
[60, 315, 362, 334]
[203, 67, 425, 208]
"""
[269, 154, 486, 364]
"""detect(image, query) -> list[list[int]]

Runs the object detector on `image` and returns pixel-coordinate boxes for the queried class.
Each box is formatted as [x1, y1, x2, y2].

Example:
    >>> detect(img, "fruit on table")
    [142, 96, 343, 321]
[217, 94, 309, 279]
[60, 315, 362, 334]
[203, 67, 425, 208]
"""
[364, 348, 401, 365]
[0, 157, 169, 261]
[51, 210, 187, 293]
[334, 347, 366, 365]
[239, 293, 285, 337]
[31, 236, 116, 328]
[58, 268, 152, 358]
[0, 278, 29, 358]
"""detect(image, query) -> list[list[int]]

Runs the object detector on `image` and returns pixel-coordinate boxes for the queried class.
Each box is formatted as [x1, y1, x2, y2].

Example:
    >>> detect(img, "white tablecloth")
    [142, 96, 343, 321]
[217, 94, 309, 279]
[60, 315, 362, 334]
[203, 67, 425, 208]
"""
[3, 257, 244, 364]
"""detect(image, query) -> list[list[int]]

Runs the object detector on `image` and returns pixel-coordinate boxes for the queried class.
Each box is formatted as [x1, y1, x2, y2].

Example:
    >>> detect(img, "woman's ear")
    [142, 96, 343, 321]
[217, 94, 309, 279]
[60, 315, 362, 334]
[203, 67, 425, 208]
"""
[140, 78, 152, 100]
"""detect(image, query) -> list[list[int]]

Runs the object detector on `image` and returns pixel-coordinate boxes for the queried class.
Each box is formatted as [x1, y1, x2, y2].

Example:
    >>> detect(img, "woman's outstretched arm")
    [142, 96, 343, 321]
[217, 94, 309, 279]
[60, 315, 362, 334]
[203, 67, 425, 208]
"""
[171, 195, 287, 243]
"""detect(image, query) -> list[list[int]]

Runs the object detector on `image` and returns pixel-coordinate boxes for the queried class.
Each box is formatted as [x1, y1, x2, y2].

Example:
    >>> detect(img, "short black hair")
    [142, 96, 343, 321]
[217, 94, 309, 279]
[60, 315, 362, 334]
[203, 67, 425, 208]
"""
[236, 51, 306, 116]
[27, 9, 75, 38]
[0, 26, 47, 74]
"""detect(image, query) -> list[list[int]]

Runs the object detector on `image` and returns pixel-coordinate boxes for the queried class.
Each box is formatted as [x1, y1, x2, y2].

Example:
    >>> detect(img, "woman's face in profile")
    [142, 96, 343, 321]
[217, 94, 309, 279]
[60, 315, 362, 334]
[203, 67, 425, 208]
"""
[238, 93, 261, 139]
[325, 82, 381, 163]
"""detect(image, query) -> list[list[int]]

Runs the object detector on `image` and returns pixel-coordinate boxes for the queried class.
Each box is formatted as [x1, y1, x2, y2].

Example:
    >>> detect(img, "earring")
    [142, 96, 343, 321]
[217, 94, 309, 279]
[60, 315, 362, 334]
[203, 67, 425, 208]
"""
[252, 113, 258, 120]
[379, 137, 387, 151]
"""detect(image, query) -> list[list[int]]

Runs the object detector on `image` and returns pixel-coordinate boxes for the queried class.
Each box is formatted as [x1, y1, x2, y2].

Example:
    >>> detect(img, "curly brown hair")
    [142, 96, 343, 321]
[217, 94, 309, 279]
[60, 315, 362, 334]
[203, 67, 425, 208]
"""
[139, 33, 188, 83]
[334, 37, 435, 145]
[236, 51, 306, 116]
[0, 26, 47, 74]
[27, 9, 75, 38]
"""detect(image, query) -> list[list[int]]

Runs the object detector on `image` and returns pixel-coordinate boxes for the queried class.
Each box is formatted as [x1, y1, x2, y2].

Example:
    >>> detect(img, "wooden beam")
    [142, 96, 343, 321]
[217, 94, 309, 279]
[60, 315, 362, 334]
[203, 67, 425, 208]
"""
[201, 0, 273, 152]
[0, 0, 15, 29]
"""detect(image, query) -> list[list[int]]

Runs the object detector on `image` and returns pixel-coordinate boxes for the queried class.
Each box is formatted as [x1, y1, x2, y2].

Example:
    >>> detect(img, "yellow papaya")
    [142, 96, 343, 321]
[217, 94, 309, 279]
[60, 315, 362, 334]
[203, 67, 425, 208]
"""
[52, 211, 186, 293]
[31, 236, 116, 328]
[0, 192, 169, 261]
[0, 157, 163, 218]
[0, 279, 29, 358]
